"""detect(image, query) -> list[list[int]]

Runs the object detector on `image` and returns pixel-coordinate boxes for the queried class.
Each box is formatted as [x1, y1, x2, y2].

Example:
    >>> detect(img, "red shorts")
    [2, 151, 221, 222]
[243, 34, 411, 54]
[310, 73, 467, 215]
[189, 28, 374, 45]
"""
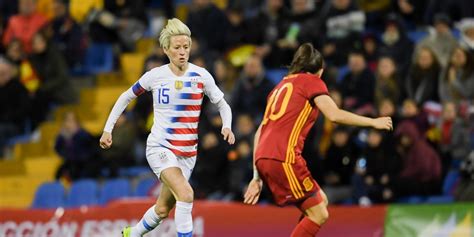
[256, 156, 322, 210]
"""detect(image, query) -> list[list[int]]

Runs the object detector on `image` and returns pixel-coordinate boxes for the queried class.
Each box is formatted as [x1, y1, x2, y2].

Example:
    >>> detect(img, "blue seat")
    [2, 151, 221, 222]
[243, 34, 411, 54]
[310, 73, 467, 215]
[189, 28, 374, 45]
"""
[407, 30, 429, 43]
[66, 179, 99, 207]
[336, 65, 350, 83]
[442, 170, 460, 195]
[119, 166, 152, 177]
[31, 182, 66, 209]
[425, 195, 454, 204]
[99, 178, 131, 205]
[397, 195, 425, 204]
[134, 177, 157, 197]
[265, 69, 288, 85]
[84, 43, 114, 75]
[423, 170, 460, 204]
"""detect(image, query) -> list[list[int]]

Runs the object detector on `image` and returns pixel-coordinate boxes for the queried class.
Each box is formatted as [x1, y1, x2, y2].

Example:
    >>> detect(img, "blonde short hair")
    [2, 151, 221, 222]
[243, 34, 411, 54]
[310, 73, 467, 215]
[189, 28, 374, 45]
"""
[159, 18, 192, 49]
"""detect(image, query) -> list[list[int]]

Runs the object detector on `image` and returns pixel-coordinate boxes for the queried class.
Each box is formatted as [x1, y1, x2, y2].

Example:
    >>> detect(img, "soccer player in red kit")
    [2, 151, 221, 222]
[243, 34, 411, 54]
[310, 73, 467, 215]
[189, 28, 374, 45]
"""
[243, 43, 393, 237]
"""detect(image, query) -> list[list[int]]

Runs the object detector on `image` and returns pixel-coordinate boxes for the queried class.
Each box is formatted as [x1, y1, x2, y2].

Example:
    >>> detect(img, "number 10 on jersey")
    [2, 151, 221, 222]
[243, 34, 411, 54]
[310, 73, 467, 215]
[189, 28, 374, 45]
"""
[262, 83, 293, 124]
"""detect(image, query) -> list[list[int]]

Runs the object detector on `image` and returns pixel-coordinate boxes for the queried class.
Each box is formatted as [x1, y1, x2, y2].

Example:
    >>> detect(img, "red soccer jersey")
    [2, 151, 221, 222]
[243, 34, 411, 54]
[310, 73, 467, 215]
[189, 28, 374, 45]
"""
[256, 73, 328, 163]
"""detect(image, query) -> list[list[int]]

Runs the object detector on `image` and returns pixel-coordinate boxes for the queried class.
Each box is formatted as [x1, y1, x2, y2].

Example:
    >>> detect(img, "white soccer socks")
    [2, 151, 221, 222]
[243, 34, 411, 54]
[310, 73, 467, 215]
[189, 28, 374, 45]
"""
[175, 201, 193, 237]
[131, 205, 162, 237]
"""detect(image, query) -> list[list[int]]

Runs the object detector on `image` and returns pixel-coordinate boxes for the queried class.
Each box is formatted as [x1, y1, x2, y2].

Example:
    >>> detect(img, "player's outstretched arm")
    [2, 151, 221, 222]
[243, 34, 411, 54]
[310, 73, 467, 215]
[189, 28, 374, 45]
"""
[314, 95, 393, 131]
[215, 99, 235, 145]
[100, 88, 139, 149]
[99, 132, 112, 149]
[244, 123, 263, 205]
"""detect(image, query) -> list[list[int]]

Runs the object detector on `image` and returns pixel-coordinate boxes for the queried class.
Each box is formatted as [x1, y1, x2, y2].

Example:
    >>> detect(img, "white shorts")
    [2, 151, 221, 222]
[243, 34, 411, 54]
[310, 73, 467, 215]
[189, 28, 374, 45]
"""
[146, 146, 196, 180]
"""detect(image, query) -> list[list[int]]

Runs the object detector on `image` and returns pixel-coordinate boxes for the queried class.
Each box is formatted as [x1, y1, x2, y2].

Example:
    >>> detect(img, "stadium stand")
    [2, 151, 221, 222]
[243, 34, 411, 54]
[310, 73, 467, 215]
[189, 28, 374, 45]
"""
[66, 179, 99, 208]
[31, 182, 66, 209]
[98, 178, 132, 205]
[134, 177, 158, 197]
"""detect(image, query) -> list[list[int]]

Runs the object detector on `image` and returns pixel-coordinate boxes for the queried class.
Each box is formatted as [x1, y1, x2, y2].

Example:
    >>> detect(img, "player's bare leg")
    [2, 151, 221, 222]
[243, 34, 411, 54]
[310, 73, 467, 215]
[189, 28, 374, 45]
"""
[291, 190, 329, 237]
[160, 167, 194, 237]
[124, 182, 175, 237]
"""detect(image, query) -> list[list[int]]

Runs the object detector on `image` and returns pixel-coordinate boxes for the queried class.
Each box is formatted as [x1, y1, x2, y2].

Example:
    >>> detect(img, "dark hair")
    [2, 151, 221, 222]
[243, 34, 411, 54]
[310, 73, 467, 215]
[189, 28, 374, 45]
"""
[288, 43, 324, 74]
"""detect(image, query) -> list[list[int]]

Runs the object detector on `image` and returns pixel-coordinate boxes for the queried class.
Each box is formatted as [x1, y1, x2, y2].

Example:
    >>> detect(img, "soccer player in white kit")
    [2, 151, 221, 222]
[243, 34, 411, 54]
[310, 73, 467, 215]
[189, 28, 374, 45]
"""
[99, 18, 235, 237]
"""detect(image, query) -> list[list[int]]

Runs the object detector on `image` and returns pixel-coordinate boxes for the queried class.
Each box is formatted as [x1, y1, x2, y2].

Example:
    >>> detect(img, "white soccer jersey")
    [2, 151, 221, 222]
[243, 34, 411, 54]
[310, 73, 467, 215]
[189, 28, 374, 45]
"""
[104, 63, 225, 158]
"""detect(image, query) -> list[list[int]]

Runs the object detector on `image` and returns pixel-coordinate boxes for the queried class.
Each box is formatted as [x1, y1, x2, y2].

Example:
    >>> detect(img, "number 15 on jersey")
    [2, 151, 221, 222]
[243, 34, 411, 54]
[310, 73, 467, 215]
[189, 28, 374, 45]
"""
[157, 88, 170, 104]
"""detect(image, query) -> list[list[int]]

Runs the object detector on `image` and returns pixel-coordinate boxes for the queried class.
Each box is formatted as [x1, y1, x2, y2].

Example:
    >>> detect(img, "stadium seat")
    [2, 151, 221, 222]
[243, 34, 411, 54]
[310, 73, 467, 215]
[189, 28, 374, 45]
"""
[84, 43, 114, 75]
[407, 30, 429, 43]
[99, 178, 131, 205]
[425, 195, 454, 204]
[31, 182, 66, 209]
[397, 195, 425, 204]
[134, 177, 158, 197]
[420, 171, 460, 204]
[442, 170, 460, 195]
[336, 65, 350, 83]
[66, 179, 99, 207]
[265, 69, 288, 85]
[119, 166, 153, 177]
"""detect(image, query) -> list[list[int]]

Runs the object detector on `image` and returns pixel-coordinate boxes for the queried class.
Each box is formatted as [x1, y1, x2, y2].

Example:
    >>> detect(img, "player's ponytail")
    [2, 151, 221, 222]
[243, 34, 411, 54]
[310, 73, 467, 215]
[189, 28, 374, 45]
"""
[288, 43, 324, 74]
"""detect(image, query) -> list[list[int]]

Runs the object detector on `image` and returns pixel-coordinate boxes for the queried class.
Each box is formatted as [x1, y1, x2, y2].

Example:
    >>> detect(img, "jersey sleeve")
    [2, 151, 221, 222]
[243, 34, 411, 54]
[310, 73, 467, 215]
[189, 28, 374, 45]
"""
[131, 71, 153, 96]
[202, 69, 224, 104]
[303, 75, 329, 101]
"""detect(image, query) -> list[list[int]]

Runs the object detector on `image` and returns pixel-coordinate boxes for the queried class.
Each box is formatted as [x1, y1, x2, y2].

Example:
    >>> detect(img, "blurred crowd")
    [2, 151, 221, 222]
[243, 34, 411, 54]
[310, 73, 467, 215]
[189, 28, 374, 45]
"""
[1, 0, 474, 205]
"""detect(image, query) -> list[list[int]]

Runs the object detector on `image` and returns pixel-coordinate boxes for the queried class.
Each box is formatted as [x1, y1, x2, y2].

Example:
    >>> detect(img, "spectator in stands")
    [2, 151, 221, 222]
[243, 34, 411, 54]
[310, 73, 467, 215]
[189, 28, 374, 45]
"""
[0, 56, 30, 157]
[244, 0, 289, 63]
[49, 0, 85, 68]
[212, 59, 237, 98]
[55, 111, 97, 181]
[357, 0, 391, 31]
[318, 0, 365, 66]
[439, 47, 474, 103]
[101, 114, 136, 177]
[375, 56, 400, 105]
[392, 0, 429, 28]
[416, 13, 458, 67]
[438, 102, 471, 172]
[281, 0, 319, 50]
[193, 114, 230, 199]
[5, 38, 24, 66]
[352, 128, 401, 205]
[323, 126, 358, 204]
[455, 151, 474, 201]
[378, 98, 399, 127]
[224, 5, 248, 50]
[88, 0, 148, 51]
[0, 0, 19, 26]
[393, 121, 442, 197]
[362, 33, 380, 71]
[258, 0, 320, 68]
[314, 89, 344, 159]
[338, 51, 375, 112]
[230, 55, 273, 120]
[379, 13, 413, 78]
[457, 18, 474, 53]
[226, 114, 255, 201]
[2, 0, 48, 53]
[69, 0, 102, 24]
[29, 31, 76, 126]
[405, 47, 441, 104]
[187, 0, 229, 53]
[400, 99, 429, 135]
[425, 0, 474, 23]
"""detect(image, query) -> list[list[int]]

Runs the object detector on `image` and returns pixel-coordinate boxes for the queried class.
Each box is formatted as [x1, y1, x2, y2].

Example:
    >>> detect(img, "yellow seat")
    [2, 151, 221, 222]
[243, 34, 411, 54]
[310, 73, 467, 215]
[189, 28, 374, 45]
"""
[120, 53, 146, 84]
[69, 0, 103, 23]
[0, 176, 53, 208]
[136, 38, 156, 55]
